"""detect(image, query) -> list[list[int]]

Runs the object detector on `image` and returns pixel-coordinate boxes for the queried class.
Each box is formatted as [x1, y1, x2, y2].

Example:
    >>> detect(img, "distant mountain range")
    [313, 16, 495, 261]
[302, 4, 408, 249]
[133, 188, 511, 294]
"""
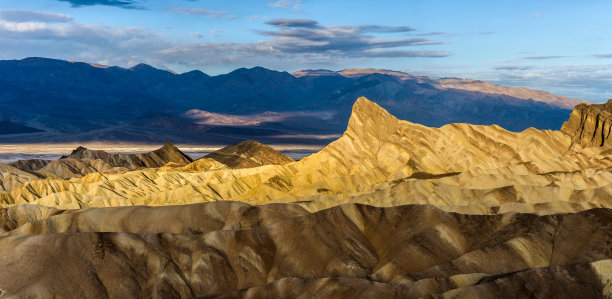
[0, 57, 590, 144]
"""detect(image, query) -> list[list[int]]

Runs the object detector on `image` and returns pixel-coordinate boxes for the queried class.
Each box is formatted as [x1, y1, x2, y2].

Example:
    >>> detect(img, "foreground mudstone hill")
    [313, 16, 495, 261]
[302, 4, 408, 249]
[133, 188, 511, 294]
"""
[0, 202, 611, 298]
[0, 97, 611, 298]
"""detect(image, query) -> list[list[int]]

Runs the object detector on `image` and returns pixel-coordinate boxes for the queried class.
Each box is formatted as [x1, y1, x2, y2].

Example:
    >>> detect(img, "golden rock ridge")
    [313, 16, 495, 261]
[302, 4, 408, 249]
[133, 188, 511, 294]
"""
[0, 97, 607, 213]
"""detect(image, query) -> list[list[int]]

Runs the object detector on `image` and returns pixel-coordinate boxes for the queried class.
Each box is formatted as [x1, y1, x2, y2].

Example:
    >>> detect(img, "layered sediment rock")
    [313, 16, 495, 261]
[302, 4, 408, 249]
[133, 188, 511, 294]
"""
[561, 99, 612, 147]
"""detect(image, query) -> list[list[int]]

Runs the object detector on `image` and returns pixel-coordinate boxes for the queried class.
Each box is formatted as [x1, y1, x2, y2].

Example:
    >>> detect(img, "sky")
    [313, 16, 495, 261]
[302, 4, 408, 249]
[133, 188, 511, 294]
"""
[0, 0, 611, 101]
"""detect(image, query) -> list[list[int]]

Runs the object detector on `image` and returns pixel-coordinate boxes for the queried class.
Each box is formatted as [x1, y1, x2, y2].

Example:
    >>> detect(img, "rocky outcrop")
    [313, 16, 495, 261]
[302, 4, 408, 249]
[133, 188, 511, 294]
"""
[561, 99, 612, 147]
[65, 141, 193, 169]
[203, 140, 294, 168]
[9, 158, 50, 172]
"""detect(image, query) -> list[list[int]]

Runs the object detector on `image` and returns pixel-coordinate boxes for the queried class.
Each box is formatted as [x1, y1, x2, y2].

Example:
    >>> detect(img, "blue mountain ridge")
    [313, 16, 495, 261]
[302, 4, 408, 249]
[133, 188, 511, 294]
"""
[0, 57, 577, 144]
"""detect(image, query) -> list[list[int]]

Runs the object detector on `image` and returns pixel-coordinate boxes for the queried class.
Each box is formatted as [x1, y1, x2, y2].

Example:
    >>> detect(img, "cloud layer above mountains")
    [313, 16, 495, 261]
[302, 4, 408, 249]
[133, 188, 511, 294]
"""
[0, 10, 447, 71]
[1, 0, 611, 101]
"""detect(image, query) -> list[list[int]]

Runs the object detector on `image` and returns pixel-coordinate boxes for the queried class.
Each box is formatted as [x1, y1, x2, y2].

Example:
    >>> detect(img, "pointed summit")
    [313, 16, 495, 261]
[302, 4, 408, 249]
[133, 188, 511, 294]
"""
[151, 142, 194, 165]
[129, 63, 156, 71]
[346, 97, 400, 139]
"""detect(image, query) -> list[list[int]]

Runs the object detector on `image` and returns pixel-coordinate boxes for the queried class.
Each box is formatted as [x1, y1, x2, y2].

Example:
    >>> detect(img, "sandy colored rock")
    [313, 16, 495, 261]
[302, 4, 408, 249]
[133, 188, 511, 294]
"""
[203, 140, 294, 169]
[561, 99, 612, 147]
[2, 97, 595, 211]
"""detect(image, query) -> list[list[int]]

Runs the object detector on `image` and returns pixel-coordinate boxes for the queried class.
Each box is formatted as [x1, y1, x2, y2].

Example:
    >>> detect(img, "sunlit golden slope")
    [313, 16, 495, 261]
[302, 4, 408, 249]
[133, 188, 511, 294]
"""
[1, 97, 608, 213]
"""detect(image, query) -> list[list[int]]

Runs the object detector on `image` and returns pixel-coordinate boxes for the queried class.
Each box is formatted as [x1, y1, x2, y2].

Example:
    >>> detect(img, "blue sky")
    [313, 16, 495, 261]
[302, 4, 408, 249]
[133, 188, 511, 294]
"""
[0, 0, 611, 101]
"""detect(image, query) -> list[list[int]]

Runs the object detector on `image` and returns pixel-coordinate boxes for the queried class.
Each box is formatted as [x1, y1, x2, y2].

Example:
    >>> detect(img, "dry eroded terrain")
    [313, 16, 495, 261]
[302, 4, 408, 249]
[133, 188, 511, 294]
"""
[1, 97, 612, 298]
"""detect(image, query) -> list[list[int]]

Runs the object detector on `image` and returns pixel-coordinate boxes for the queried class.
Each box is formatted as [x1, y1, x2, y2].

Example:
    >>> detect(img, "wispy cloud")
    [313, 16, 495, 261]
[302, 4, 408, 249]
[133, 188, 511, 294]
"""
[486, 64, 612, 101]
[414, 31, 448, 36]
[245, 15, 265, 21]
[0, 9, 73, 23]
[57, 0, 143, 9]
[524, 55, 566, 60]
[268, 0, 302, 9]
[0, 19, 155, 43]
[190, 32, 203, 38]
[594, 53, 612, 59]
[492, 65, 533, 71]
[170, 7, 235, 19]
[0, 16, 447, 73]
[0, 17, 167, 67]
[358, 25, 415, 33]
[252, 18, 445, 58]
[412, 31, 493, 38]
[361, 50, 448, 58]
[209, 29, 225, 37]
[264, 18, 318, 28]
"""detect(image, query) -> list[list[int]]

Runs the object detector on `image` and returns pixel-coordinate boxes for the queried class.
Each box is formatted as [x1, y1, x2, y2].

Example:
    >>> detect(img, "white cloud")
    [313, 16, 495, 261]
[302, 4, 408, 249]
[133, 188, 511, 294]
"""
[209, 29, 225, 37]
[0, 17, 447, 74]
[0, 9, 73, 23]
[483, 64, 612, 101]
[170, 7, 229, 18]
[58, 0, 142, 9]
[190, 32, 203, 38]
[268, 0, 302, 9]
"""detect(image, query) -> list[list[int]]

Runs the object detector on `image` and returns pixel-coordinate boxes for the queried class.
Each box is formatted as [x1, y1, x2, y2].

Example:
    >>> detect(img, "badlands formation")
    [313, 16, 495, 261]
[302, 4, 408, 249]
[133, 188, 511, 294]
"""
[0, 97, 611, 298]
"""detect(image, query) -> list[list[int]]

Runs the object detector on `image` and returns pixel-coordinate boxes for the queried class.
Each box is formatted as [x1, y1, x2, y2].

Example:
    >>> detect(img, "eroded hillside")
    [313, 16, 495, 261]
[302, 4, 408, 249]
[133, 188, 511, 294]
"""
[1, 202, 611, 298]
[0, 97, 603, 212]
[0, 97, 611, 298]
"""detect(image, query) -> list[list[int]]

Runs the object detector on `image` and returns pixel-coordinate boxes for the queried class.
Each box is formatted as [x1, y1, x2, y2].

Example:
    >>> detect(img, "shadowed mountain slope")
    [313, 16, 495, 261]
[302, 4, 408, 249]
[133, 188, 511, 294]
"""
[299, 67, 589, 109]
[0, 120, 44, 135]
[0, 58, 591, 144]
